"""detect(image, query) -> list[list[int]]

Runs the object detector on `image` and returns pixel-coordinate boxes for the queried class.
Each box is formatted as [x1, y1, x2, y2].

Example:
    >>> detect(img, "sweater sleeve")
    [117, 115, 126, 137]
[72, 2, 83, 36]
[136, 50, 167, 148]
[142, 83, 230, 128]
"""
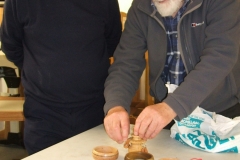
[104, 0, 122, 58]
[0, 0, 24, 69]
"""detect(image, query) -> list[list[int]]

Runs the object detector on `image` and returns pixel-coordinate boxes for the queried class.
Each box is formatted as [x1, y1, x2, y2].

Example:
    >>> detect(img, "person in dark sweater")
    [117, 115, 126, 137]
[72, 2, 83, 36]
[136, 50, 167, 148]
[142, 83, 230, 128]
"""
[0, 0, 122, 154]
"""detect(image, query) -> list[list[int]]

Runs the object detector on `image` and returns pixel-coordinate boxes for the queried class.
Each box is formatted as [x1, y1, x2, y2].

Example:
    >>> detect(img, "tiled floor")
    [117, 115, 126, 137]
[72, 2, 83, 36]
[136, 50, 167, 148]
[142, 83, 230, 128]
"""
[0, 145, 28, 160]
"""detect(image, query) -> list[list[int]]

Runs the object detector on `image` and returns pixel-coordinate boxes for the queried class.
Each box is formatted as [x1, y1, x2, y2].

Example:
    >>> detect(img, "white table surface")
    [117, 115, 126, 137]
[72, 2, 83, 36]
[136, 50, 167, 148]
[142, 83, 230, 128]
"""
[22, 124, 240, 160]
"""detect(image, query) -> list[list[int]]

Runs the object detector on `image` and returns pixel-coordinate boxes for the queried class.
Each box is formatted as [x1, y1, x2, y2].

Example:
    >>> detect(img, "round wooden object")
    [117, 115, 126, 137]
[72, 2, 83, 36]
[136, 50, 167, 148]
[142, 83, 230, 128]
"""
[92, 146, 118, 160]
[124, 151, 154, 160]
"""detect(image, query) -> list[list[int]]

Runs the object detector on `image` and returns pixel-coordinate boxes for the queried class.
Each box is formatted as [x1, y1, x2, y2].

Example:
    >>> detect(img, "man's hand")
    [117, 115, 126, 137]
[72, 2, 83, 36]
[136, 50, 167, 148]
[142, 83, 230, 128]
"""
[104, 106, 130, 144]
[134, 102, 177, 140]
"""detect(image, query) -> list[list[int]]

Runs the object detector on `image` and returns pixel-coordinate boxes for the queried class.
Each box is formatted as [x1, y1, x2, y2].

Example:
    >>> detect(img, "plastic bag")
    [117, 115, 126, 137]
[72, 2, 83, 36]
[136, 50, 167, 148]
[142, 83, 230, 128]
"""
[170, 107, 240, 153]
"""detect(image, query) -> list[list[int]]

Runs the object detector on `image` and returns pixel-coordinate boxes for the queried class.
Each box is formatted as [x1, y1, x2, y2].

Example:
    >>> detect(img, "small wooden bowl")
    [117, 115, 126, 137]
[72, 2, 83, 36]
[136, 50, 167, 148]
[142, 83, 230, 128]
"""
[124, 151, 154, 160]
[92, 146, 119, 160]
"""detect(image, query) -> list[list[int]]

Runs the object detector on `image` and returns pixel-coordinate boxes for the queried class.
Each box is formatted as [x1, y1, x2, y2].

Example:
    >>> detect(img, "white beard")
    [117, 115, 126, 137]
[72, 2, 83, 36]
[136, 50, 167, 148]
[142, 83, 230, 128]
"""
[153, 0, 184, 17]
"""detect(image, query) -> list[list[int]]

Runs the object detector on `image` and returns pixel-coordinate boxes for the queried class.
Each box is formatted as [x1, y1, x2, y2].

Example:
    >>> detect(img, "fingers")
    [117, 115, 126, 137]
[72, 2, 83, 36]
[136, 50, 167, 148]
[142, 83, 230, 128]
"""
[149, 123, 161, 139]
[134, 107, 158, 140]
[104, 106, 130, 143]
[134, 102, 176, 140]
[134, 112, 152, 139]
[104, 117, 122, 143]
[143, 118, 160, 139]
[120, 117, 130, 142]
[104, 103, 177, 143]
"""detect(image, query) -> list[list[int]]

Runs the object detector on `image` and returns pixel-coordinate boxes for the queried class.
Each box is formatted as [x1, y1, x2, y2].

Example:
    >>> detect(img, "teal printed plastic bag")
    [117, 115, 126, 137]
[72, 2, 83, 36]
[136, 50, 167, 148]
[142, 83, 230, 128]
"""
[170, 107, 240, 153]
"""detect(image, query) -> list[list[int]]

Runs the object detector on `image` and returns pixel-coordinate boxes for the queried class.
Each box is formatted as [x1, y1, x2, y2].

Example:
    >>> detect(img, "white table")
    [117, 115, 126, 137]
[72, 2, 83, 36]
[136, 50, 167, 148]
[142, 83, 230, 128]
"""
[22, 124, 240, 160]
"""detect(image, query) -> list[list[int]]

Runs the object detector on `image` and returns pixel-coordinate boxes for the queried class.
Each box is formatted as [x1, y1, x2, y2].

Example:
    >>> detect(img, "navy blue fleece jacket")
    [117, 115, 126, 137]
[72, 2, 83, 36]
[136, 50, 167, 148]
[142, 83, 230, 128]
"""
[1, 0, 122, 107]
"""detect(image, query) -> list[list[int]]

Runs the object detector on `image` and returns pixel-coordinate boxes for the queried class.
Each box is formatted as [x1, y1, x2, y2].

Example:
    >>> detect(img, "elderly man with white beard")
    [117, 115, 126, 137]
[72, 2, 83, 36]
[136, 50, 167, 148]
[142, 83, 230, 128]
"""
[103, 0, 240, 144]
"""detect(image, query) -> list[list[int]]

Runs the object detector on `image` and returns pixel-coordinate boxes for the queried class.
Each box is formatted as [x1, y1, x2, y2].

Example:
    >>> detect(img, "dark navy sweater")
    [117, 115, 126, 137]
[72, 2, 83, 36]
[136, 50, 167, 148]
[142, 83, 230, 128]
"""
[1, 0, 122, 107]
